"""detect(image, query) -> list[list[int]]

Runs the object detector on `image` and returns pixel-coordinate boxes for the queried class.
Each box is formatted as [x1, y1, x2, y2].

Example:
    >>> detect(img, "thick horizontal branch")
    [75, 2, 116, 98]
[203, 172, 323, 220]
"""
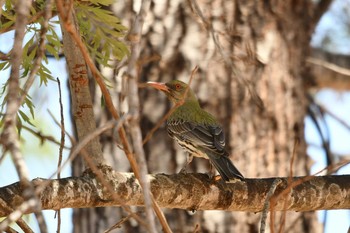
[0, 166, 349, 217]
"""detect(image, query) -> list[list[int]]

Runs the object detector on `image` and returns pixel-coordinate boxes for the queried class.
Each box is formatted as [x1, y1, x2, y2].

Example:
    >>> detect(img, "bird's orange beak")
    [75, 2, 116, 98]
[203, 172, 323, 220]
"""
[147, 81, 169, 93]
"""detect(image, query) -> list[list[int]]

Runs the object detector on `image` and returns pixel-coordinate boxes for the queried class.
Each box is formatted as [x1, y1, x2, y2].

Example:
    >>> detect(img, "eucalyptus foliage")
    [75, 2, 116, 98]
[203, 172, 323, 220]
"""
[0, 0, 129, 130]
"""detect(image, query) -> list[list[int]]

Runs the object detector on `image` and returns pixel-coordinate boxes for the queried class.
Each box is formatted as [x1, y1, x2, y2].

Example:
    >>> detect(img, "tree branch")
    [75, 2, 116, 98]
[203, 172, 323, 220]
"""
[307, 48, 350, 90]
[0, 168, 349, 217]
[0, 0, 47, 231]
[125, 0, 170, 232]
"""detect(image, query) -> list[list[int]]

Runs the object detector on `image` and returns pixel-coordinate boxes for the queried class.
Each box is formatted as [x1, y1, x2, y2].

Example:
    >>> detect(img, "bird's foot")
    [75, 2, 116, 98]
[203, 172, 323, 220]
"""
[211, 174, 222, 182]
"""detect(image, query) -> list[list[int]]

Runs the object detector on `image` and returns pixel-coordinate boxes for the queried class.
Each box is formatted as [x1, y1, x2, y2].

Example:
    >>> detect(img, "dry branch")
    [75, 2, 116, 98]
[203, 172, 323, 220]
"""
[0, 167, 349, 217]
[307, 48, 350, 90]
[125, 0, 163, 231]
[0, 0, 48, 231]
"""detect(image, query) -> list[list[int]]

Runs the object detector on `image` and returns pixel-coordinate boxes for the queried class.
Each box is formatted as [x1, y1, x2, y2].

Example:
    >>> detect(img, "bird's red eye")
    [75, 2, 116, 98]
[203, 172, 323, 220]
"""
[175, 84, 181, 90]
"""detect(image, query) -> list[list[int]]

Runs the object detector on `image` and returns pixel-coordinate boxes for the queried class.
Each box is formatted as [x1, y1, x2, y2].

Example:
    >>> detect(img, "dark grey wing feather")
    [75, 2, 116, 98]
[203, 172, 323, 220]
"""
[167, 120, 244, 181]
[168, 121, 222, 148]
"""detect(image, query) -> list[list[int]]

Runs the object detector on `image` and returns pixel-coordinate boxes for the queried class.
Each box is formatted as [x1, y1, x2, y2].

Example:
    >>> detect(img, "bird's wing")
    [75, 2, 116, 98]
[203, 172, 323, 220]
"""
[168, 120, 245, 181]
[167, 120, 226, 155]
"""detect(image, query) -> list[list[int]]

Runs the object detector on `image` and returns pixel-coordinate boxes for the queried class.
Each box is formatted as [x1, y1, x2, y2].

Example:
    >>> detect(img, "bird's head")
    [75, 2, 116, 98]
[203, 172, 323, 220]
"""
[147, 80, 197, 104]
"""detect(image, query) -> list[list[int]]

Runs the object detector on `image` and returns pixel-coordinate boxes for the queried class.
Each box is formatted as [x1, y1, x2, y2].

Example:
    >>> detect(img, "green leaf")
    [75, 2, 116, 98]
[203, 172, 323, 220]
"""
[76, 1, 129, 63]
[5, 0, 13, 10]
[17, 115, 23, 136]
[28, 45, 37, 61]
[23, 95, 35, 119]
[1, 19, 15, 29]
[38, 64, 55, 86]
[0, 62, 9, 70]
[101, 95, 105, 108]
[90, 0, 113, 6]
[22, 35, 35, 59]
[47, 29, 62, 48]
[45, 44, 59, 60]
[18, 109, 34, 127]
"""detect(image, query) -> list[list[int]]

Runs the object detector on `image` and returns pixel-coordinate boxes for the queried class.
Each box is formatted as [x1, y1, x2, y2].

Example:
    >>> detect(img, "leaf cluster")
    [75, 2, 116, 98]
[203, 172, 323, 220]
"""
[76, 0, 129, 66]
[0, 0, 129, 131]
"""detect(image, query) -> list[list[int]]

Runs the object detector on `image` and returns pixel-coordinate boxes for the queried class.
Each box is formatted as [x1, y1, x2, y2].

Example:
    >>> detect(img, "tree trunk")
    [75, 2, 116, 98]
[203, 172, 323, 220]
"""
[73, 1, 329, 232]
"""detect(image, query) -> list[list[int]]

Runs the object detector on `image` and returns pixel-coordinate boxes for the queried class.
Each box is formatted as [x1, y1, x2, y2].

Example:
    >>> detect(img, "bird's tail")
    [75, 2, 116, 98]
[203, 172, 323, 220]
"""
[207, 152, 244, 181]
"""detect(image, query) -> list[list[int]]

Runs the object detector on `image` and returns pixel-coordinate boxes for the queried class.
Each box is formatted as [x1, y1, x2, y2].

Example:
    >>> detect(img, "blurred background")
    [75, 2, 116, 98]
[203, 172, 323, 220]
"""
[0, 0, 349, 232]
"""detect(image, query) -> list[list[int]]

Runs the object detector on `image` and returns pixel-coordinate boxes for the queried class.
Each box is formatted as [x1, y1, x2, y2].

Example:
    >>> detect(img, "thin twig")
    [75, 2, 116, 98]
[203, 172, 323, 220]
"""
[56, 78, 65, 180]
[268, 154, 350, 233]
[277, 140, 299, 233]
[21, 125, 70, 149]
[0, 198, 34, 233]
[50, 119, 123, 179]
[125, 0, 158, 231]
[0, 8, 58, 34]
[269, 158, 350, 216]
[80, 151, 150, 230]
[260, 178, 282, 233]
[318, 104, 350, 131]
[2, 0, 30, 184]
[0, 197, 39, 231]
[56, 78, 65, 233]
[0, 0, 48, 231]
[307, 96, 333, 172]
[48, 110, 74, 146]
[3, 226, 17, 233]
[104, 213, 139, 233]
[307, 57, 350, 77]
[19, 0, 54, 106]
[72, 134, 150, 230]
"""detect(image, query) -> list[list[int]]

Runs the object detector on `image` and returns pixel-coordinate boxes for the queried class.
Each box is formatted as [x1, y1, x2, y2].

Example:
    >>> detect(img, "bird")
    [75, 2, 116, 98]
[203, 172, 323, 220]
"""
[147, 79, 244, 181]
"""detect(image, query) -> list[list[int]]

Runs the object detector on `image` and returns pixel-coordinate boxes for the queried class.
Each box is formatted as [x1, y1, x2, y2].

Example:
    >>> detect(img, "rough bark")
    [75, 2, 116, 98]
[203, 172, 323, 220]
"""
[0, 169, 349, 217]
